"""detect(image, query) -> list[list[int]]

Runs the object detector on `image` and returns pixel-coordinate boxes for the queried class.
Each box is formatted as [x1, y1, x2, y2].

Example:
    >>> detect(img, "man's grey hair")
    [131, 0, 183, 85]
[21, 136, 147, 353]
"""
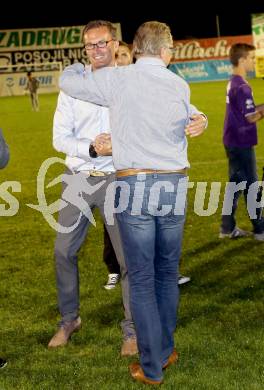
[133, 21, 173, 57]
[82, 20, 117, 41]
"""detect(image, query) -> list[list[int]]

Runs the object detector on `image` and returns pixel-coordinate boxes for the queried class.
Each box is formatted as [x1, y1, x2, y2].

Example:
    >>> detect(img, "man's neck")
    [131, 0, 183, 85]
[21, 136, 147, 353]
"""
[233, 66, 246, 79]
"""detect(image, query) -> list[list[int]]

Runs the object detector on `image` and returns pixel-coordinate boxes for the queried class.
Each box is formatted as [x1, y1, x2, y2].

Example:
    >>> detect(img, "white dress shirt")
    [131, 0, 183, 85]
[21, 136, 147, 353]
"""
[53, 65, 115, 173]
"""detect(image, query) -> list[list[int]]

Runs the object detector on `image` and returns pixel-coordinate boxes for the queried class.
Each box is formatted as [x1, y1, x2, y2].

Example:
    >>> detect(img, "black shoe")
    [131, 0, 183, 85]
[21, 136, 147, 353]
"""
[0, 358, 7, 368]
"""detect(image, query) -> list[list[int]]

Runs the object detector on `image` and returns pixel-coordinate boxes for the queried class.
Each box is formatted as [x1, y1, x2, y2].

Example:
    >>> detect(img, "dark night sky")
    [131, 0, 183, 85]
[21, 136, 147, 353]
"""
[0, 7, 263, 43]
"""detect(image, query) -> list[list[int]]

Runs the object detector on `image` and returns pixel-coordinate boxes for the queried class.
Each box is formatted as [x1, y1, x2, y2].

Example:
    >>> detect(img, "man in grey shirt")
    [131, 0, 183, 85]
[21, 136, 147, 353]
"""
[60, 21, 207, 385]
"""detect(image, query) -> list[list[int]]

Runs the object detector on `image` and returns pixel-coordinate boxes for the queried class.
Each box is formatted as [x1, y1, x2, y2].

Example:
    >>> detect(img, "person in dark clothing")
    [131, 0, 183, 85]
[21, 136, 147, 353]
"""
[25, 71, 40, 111]
[0, 128, 10, 369]
[103, 226, 121, 289]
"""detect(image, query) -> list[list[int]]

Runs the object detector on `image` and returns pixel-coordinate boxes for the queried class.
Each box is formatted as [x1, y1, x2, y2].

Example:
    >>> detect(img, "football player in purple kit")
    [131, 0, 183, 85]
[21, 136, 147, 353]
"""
[220, 43, 264, 240]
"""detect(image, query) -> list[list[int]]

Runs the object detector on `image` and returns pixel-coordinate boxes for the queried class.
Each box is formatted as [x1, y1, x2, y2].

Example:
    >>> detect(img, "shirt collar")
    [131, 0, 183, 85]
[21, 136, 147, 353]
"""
[85, 64, 92, 73]
[135, 57, 167, 68]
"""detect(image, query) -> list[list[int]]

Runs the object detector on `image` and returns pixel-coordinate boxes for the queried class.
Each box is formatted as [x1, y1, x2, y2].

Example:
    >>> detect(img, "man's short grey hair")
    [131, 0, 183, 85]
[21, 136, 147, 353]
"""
[82, 20, 117, 41]
[133, 21, 173, 57]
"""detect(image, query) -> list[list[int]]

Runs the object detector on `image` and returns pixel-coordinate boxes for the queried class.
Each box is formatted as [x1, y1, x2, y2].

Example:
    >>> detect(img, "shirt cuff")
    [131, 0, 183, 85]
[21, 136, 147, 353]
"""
[76, 139, 92, 161]
[199, 113, 208, 129]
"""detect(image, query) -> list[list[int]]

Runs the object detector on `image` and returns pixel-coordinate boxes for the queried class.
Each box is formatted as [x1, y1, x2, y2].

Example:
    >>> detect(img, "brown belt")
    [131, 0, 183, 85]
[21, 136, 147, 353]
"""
[116, 168, 187, 177]
[82, 170, 114, 177]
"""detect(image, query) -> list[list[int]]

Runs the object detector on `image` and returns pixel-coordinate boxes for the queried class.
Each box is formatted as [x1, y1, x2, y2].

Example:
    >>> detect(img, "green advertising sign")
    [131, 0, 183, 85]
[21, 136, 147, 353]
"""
[251, 14, 264, 77]
[0, 24, 122, 52]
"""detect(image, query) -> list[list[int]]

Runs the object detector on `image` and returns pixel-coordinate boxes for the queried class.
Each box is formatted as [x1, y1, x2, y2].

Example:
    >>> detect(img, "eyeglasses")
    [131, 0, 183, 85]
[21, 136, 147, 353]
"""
[84, 39, 114, 50]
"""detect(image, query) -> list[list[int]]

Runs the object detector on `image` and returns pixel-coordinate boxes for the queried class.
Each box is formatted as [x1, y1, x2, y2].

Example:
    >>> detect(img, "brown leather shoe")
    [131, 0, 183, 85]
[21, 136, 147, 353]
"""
[48, 317, 82, 348]
[162, 349, 179, 369]
[129, 362, 163, 385]
[121, 337, 138, 356]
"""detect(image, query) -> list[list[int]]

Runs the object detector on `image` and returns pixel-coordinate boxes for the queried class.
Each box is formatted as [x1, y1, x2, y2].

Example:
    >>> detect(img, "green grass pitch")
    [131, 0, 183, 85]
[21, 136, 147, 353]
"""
[0, 79, 264, 389]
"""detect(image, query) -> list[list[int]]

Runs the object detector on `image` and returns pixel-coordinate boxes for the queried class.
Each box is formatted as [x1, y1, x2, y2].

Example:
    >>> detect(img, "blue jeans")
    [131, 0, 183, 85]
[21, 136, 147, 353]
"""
[116, 173, 187, 381]
[221, 147, 264, 234]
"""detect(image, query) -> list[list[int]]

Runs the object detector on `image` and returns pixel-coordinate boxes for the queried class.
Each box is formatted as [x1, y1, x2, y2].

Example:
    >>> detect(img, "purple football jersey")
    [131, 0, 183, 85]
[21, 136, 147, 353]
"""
[223, 75, 257, 147]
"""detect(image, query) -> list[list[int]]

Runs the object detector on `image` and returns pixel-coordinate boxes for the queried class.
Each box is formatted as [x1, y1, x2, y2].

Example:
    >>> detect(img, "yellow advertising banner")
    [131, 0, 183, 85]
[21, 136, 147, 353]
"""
[251, 13, 264, 77]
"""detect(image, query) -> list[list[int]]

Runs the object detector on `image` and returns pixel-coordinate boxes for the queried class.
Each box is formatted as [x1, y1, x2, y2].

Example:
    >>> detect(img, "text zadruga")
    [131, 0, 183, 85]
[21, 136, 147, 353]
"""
[0, 28, 83, 50]
[0, 25, 122, 97]
[0, 25, 122, 68]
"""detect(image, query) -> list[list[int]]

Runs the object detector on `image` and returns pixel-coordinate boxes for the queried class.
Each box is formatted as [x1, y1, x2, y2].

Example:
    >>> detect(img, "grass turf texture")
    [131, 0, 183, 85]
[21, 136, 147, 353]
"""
[0, 80, 264, 389]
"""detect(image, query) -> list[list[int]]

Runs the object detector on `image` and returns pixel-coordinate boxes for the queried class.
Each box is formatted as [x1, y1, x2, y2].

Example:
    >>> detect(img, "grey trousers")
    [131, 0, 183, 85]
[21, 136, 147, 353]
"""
[54, 170, 135, 338]
[30, 92, 39, 111]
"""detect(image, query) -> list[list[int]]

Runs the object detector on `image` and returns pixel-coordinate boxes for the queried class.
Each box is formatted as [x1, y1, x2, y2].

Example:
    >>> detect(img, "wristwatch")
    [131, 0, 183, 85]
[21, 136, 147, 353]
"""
[89, 143, 98, 158]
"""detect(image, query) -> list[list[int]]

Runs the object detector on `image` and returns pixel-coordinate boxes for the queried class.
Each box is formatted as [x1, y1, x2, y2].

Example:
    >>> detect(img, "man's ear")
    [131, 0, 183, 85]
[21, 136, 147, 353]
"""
[114, 40, 119, 53]
[239, 56, 246, 66]
[160, 47, 166, 60]
[160, 47, 171, 66]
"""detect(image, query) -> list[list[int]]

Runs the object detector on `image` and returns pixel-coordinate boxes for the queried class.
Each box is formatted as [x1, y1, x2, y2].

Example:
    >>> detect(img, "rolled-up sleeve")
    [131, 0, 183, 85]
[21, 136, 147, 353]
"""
[59, 63, 113, 107]
[189, 104, 208, 128]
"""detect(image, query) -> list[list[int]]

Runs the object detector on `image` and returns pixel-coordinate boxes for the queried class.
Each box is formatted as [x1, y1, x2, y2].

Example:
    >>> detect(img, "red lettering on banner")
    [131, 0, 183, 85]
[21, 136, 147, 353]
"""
[171, 35, 253, 62]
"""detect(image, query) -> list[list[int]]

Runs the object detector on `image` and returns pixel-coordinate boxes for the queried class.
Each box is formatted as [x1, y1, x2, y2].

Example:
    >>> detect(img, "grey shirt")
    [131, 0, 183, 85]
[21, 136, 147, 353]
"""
[60, 57, 201, 171]
[0, 129, 9, 169]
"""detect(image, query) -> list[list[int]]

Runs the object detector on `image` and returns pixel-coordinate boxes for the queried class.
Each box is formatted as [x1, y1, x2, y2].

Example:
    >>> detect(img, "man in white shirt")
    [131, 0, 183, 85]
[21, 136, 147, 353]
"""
[48, 20, 137, 356]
